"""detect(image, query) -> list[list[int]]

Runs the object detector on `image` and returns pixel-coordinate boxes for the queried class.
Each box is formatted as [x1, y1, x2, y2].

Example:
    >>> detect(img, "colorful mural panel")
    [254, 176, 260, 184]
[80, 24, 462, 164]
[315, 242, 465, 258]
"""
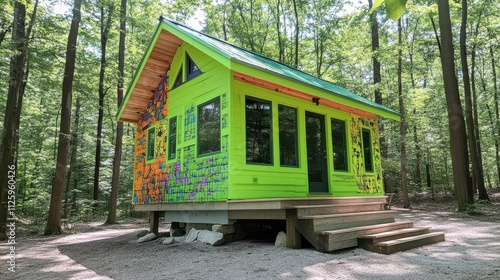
[133, 76, 228, 205]
[350, 116, 383, 194]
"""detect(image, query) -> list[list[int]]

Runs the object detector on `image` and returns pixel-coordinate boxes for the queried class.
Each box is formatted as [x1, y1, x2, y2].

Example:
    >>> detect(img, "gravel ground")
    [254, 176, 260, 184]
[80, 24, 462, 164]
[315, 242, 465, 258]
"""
[1, 202, 499, 280]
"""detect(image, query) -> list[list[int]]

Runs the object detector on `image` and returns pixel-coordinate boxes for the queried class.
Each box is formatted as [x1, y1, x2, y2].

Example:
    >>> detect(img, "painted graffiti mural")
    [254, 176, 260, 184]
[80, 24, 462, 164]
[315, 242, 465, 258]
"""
[133, 76, 228, 205]
[350, 115, 383, 194]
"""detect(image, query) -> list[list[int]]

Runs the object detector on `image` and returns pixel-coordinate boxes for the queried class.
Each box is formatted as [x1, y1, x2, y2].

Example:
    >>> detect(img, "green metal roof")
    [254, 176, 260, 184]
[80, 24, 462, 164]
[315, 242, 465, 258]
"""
[162, 18, 399, 119]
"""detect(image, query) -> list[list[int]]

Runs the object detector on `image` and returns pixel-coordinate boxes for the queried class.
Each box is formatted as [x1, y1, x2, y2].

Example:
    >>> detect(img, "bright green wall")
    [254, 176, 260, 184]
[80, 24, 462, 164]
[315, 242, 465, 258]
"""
[134, 41, 232, 204]
[228, 79, 384, 200]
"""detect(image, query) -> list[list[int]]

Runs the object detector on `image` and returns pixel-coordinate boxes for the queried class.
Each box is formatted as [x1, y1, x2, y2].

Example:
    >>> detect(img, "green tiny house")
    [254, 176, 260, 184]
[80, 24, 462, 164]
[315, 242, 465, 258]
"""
[114, 18, 447, 254]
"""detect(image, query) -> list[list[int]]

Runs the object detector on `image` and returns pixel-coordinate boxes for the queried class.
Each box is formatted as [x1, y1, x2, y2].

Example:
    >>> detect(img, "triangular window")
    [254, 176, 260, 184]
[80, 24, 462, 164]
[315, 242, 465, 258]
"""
[186, 53, 201, 80]
[173, 67, 183, 88]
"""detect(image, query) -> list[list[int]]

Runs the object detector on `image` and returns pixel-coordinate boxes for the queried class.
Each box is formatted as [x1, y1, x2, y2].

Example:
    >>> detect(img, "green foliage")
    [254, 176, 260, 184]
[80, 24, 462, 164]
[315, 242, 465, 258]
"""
[369, 0, 408, 21]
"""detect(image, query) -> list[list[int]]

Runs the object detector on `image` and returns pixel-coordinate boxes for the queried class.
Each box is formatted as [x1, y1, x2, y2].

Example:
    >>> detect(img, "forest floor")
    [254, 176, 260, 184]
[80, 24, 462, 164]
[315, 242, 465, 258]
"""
[1, 192, 499, 280]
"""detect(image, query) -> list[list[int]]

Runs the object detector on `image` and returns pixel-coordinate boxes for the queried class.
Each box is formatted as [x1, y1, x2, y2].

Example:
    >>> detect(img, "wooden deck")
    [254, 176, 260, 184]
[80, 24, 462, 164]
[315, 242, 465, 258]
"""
[137, 196, 445, 254]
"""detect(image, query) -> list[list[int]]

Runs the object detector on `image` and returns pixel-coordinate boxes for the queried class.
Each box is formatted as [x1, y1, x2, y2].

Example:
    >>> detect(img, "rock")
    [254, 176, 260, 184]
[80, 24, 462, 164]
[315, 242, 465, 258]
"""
[197, 230, 225, 246]
[163, 237, 175, 245]
[163, 236, 186, 245]
[136, 230, 149, 237]
[274, 231, 287, 247]
[185, 228, 200, 242]
[173, 236, 186, 243]
[212, 225, 235, 234]
[138, 233, 157, 243]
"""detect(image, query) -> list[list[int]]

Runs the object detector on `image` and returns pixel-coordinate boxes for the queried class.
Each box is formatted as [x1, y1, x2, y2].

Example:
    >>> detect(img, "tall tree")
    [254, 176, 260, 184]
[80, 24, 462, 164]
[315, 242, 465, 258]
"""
[64, 97, 81, 219]
[45, 0, 82, 235]
[367, 0, 389, 192]
[437, 0, 473, 211]
[93, 2, 114, 210]
[398, 18, 410, 208]
[460, 1, 488, 201]
[0, 1, 27, 240]
[106, 0, 127, 225]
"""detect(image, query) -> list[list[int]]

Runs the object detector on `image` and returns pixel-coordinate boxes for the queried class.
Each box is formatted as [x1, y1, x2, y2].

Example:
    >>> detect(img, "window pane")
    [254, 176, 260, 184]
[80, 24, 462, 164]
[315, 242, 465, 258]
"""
[147, 127, 155, 162]
[331, 119, 348, 171]
[279, 105, 297, 166]
[168, 117, 177, 160]
[198, 98, 220, 155]
[173, 67, 182, 88]
[187, 54, 201, 80]
[246, 98, 272, 164]
[362, 128, 373, 172]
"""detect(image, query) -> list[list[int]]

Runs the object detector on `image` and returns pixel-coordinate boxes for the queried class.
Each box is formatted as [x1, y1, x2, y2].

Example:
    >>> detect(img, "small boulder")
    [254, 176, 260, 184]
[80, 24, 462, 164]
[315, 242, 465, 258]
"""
[185, 228, 200, 242]
[136, 230, 149, 238]
[274, 231, 287, 247]
[197, 230, 225, 246]
[163, 237, 175, 245]
[138, 232, 157, 243]
[212, 225, 235, 234]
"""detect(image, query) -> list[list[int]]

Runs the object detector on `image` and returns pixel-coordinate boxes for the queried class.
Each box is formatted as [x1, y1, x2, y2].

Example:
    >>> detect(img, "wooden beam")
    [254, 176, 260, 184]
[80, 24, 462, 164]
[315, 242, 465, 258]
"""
[286, 209, 302, 249]
[149, 211, 160, 235]
[234, 72, 377, 120]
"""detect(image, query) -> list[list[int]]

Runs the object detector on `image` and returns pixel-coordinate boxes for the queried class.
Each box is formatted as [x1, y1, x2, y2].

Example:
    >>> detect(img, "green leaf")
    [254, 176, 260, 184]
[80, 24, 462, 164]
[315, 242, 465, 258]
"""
[385, 0, 408, 20]
[368, 0, 386, 14]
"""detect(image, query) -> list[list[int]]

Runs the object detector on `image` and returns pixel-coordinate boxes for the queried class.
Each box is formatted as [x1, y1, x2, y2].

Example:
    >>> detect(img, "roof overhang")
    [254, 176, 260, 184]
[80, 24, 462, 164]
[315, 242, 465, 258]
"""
[117, 22, 183, 123]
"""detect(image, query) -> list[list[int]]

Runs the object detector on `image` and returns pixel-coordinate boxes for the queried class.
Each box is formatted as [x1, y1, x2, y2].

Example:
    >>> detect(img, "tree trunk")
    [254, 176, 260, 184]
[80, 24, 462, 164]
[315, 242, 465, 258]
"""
[93, 5, 114, 211]
[398, 19, 409, 209]
[426, 147, 434, 201]
[292, 0, 299, 68]
[437, 0, 473, 211]
[64, 98, 81, 219]
[368, 0, 388, 191]
[0, 1, 27, 241]
[44, 0, 82, 235]
[106, 0, 126, 225]
[460, 0, 485, 202]
[490, 46, 500, 187]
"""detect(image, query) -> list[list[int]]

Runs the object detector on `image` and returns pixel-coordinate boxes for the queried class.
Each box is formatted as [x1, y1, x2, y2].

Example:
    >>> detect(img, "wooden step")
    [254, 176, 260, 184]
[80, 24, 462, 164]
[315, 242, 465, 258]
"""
[279, 196, 387, 209]
[290, 202, 385, 217]
[365, 232, 446, 254]
[313, 221, 414, 252]
[300, 210, 396, 232]
[358, 227, 431, 244]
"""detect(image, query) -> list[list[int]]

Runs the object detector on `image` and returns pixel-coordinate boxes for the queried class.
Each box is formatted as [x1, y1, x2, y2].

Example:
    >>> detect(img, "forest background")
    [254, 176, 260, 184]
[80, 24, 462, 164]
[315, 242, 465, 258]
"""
[0, 0, 499, 237]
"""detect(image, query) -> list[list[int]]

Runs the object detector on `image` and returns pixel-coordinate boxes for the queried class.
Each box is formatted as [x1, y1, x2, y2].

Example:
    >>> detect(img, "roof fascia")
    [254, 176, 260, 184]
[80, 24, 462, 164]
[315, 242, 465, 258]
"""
[230, 59, 400, 121]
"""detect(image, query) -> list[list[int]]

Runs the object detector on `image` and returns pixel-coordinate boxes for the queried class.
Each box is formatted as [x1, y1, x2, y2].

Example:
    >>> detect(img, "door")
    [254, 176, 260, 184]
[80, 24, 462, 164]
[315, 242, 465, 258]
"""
[305, 111, 329, 193]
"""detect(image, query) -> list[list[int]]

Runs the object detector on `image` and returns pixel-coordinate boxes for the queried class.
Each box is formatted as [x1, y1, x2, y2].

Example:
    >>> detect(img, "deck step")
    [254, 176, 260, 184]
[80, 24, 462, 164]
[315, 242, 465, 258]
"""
[290, 202, 385, 217]
[313, 221, 414, 252]
[300, 210, 396, 232]
[361, 232, 446, 254]
[358, 227, 431, 244]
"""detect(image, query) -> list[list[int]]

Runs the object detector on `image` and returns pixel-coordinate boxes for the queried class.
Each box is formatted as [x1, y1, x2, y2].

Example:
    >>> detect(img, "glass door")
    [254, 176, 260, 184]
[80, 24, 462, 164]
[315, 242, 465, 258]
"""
[305, 111, 329, 193]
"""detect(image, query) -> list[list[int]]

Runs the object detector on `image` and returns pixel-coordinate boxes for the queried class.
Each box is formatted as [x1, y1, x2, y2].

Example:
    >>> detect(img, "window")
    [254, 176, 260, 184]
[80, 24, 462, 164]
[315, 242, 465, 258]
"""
[331, 119, 348, 172]
[198, 97, 220, 156]
[279, 105, 298, 167]
[186, 53, 201, 80]
[362, 128, 373, 172]
[246, 97, 272, 164]
[173, 67, 183, 88]
[168, 117, 177, 160]
[146, 126, 156, 163]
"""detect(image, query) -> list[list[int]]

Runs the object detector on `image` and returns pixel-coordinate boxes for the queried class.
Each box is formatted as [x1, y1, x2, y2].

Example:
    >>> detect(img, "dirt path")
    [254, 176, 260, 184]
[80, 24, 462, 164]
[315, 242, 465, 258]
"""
[1, 209, 500, 280]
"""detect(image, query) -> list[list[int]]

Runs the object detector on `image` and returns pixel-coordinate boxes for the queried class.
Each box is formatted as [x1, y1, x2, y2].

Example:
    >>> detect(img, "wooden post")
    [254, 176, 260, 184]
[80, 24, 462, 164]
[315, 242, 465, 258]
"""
[285, 209, 302, 249]
[149, 211, 160, 235]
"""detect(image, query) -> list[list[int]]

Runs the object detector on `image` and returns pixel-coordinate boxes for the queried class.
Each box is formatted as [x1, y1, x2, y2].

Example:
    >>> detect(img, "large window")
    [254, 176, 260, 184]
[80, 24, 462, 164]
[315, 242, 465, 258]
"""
[186, 53, 201, 80]
[279, 105, 298, 167]
[168, 116, 177, 160]
[331, 118, 348, 172]
[246, 97, 272, 164]
[362, 128, 373, 172]
[146, 126, 156, 163]
[198, 97, 220, 156]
